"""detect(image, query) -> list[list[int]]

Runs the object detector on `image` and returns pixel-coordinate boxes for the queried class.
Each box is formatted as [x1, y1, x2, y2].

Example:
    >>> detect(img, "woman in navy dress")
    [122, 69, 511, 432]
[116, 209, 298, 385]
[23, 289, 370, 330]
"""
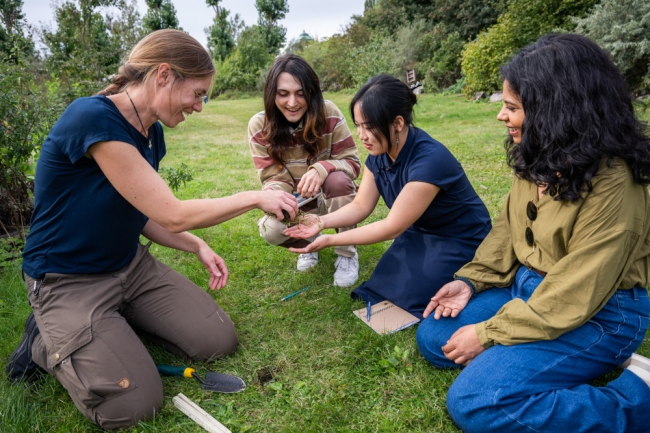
[285, 75, 491, 318]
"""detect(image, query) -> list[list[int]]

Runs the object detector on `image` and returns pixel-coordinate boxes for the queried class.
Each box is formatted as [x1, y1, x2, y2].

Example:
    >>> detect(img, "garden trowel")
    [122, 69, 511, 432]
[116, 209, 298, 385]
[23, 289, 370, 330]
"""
[157, 365, 246, 393]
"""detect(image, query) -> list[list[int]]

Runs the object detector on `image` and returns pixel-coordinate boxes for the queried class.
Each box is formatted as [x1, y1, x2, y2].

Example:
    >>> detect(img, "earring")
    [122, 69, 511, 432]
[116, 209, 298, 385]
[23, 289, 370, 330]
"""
[395, 130, 399, 146]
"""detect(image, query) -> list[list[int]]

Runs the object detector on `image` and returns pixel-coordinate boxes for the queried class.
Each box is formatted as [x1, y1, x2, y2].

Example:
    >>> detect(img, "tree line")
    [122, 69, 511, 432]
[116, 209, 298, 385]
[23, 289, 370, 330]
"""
[5, 0, 649, 99]
[0, 0, 649, 238]
[294, 0, 649, 97]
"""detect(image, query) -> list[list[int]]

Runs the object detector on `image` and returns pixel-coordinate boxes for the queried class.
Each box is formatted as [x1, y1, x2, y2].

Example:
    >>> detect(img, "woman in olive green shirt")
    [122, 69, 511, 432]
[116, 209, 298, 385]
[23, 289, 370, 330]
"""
[417, 34, 650, 433]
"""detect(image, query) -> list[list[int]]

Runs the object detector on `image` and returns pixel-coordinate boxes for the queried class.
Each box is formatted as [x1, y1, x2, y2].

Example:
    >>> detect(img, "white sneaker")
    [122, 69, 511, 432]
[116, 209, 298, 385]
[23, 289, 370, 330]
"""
[333, 252, 359, 287]
[623, 353, 650, 386]
[297, 252, 318, 271]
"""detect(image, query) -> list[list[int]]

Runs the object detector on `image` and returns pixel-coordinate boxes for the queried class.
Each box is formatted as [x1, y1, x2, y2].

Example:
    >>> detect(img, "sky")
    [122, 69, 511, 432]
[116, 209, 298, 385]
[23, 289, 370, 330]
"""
[22, 0, 366, 49]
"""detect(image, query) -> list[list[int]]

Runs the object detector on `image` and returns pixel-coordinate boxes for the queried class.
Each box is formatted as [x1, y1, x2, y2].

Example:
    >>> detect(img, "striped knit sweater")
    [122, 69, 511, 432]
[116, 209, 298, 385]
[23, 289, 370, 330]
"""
[248, 100, 361, 192]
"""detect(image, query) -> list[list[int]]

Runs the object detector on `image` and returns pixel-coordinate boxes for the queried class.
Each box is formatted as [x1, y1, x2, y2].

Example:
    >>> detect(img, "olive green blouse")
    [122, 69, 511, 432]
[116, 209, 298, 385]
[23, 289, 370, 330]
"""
[456, 159, 650, 347]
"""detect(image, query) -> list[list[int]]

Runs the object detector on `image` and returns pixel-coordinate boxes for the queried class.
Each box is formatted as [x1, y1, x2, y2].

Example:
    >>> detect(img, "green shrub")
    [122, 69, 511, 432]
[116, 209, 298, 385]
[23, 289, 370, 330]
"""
[0, 62, 57, 236]
[211, 26, 274, 96]
[302, 32, 400, 91]
[420, 29, 466, 91]
[460, 20, 518, 97]
[440, 77, 466, 95]
[159, 163, 194, 192]
[301, 35, 355, 91]
[349, 34, 399, 88]
[461, 0, 598, 97]
[0, 236, 25, 268]
[573, 0, 650, 94]
[41, 0, 126, 102]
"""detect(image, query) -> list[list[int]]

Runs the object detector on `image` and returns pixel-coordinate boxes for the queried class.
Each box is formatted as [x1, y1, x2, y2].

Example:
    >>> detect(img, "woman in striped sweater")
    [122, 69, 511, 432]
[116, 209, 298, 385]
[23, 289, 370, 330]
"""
[248, 54, 362, 287]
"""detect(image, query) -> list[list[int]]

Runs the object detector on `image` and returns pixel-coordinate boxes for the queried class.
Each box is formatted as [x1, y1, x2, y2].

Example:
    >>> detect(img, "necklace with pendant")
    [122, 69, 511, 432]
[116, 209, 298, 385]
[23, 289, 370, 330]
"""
[125, 90, 152, 149]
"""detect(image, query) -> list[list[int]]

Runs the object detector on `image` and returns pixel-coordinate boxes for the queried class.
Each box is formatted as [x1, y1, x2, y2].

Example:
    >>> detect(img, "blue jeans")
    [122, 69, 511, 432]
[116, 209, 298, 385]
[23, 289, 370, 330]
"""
[416, 266, 650, 433]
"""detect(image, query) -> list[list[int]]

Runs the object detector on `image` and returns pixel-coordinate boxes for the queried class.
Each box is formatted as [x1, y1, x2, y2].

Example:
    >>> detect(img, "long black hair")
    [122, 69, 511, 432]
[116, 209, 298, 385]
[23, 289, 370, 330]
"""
[262, 54, 325, 165]
[501, 33, 650, 201]
[350, 74, 417, 154]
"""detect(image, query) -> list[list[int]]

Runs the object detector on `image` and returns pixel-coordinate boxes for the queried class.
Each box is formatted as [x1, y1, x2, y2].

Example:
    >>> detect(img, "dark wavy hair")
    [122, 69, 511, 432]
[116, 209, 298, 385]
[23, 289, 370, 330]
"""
[350, 74, 417, 154]
[501, 33, 650, 201]
[262, 54, 325, 165]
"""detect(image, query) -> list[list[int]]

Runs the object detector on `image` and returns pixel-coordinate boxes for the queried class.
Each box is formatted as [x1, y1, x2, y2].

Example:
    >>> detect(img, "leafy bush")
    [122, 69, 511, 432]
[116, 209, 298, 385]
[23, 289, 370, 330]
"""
[440, 77, 466, 95]
[0, 236, 25, 269]
[461, 0, 598, 97]
[359, 0, 409, 36]
[353, 0, 501, 91]
[0, 62, 58, 237]
[419, 27, 466, 91]
[41, 0, 142, 104]
[301, 35, 355, 90]
[349, 34, 399, 88]
[573, 0, 650, 94]
[212, 26, 274, 96]
[159, 163, 194, 192]
[460, 20, 518, 97]
[302, 32, 398, 91]
[391, 19, 433, 78]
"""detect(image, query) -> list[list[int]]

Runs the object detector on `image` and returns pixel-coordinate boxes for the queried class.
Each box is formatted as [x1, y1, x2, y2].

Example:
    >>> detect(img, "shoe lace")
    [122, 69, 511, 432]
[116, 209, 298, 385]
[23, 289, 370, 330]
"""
[337, 256, 352, 271]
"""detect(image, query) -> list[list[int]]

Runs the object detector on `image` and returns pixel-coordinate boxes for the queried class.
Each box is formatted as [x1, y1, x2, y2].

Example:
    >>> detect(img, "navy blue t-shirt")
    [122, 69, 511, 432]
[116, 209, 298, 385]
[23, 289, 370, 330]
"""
[365, 127, 490, 242]
[352, 127, 491, 317]
[22, 95, 166, 279]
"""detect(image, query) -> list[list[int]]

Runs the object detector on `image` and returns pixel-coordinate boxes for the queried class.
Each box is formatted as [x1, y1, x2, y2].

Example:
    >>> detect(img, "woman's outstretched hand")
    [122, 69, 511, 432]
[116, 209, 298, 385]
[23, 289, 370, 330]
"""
[423, 280, 472, 319]
[196, 243, 229, 290]
[284, 214, 322, 239]
[288, 235, 331, 254]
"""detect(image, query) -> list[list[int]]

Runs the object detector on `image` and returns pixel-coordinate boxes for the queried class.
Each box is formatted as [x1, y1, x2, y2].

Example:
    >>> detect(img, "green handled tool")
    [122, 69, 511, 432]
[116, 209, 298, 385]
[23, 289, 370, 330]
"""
[157, 365, 246, 394]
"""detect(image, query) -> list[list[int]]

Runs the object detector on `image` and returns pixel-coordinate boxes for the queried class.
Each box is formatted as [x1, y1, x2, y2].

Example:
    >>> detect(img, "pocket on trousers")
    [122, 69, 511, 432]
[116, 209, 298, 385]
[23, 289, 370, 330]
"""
[51, 324, 137, 410]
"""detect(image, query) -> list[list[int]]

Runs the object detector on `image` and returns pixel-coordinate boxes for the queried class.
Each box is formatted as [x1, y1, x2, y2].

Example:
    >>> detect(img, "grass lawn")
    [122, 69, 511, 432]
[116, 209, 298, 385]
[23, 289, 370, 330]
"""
[1, 92, 649, 432]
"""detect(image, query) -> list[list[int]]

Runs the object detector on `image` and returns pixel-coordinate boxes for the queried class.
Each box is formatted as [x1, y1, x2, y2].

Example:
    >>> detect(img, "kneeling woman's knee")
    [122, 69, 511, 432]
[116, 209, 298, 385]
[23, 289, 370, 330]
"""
[416, 318, 451, 367]
[206, 327, 238, 360]
[446, 372, 499, 433]
[257, 214, 288, 246]
[94, 371, 163, 430]
[321, 172, 356, 198]
[446, 380, 474, 432]
[192, 313, 238, 360]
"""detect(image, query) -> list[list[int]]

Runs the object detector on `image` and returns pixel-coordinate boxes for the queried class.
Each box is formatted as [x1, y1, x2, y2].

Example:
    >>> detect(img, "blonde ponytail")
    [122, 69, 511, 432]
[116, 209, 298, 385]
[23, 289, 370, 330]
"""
[97, 29, 214, 96]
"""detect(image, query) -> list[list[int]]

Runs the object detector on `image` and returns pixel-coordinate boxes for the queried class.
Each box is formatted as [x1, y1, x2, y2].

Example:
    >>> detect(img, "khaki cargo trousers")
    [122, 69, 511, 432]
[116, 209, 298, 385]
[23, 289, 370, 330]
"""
[26, 243, 238, 430]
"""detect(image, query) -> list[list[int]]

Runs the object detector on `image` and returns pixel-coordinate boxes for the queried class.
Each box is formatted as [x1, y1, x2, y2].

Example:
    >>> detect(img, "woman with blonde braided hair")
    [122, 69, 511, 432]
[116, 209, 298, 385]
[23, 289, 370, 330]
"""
[6, 29, 297, 429]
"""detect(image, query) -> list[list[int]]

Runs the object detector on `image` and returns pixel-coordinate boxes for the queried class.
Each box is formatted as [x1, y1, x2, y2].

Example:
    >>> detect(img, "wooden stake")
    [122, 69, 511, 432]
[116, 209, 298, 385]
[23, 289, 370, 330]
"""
[172, 393, 232, 433]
